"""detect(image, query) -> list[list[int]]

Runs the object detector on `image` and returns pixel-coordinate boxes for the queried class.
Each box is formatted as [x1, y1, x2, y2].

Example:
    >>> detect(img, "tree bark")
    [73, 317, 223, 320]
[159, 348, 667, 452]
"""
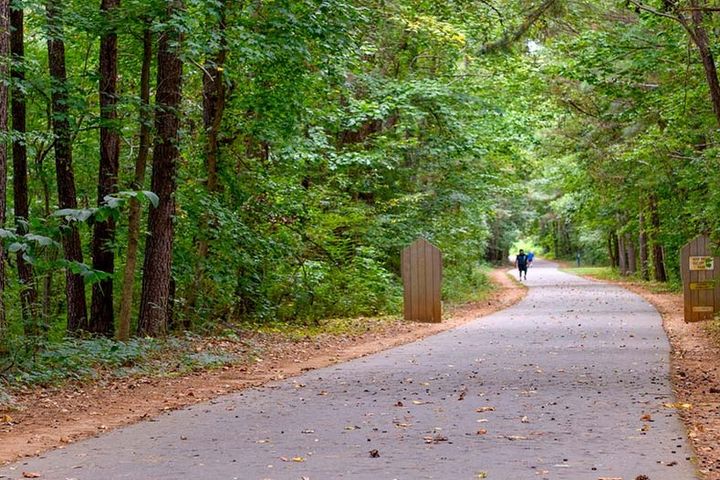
[608, 232, 618, 268]
[625, 233, 636, 275]
[649, 195, 667, 282]
[617, 233, 627, 275]
[202, 2, 227, 195]
[639, 211, 649, 281]
[0, 0, 9, 346]
[185, 1, 228, 319]
[688, 0, 720, 127]
[90, 0, 120, 336]
[118, 25, 152, 341]
[45, 0, 87, 332]
[10, 5, 39, 330]
[137, 0, 183, 337]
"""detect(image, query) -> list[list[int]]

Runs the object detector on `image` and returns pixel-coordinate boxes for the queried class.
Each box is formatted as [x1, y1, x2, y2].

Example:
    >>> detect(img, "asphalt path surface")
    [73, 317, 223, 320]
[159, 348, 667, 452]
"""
[0, 261, 699, 479]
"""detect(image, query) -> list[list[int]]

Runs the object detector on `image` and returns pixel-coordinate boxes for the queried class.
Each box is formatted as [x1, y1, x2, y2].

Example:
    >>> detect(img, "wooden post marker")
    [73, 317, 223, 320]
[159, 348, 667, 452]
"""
[680, 234, 720, 322]
[401, 238, 442, 323]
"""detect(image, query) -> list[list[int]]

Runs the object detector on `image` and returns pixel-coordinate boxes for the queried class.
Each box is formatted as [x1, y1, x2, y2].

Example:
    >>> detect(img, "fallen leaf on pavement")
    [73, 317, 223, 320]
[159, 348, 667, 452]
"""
[292, 456, 305, 462]
[663, 402, 692, 410]
[423, 434, 448, 444]
[476, 406, 495, 412]
[22, 473, 41, 479]
[369, 449, 380, 458]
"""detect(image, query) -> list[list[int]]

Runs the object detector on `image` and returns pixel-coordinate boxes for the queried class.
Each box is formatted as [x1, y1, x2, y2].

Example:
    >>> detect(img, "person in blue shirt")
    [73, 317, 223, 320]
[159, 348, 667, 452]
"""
[515, 249, 528, 280]
[527, 251, 535, 267]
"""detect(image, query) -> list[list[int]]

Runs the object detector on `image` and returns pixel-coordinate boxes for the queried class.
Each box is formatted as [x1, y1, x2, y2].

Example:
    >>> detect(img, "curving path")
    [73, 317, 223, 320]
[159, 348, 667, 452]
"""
[0, 261, 698, 479]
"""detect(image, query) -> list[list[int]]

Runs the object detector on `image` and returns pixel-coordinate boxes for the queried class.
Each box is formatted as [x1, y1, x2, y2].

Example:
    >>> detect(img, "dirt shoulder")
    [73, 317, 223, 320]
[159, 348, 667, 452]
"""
[566, 269, 720, 479]
[0, 268, 525, 465]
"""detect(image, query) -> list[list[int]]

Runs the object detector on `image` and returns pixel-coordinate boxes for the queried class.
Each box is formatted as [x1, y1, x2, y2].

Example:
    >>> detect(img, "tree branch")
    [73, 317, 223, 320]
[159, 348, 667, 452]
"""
[477, 0, 558, 54]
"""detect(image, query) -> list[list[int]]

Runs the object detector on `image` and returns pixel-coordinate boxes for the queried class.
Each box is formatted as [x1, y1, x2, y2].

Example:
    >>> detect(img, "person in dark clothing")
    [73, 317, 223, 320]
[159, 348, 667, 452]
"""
[515, 249, 528, 280]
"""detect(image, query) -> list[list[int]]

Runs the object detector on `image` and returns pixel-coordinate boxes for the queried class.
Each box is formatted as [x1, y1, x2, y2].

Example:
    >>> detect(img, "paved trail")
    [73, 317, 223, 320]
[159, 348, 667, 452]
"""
[1, 261, 698, 479]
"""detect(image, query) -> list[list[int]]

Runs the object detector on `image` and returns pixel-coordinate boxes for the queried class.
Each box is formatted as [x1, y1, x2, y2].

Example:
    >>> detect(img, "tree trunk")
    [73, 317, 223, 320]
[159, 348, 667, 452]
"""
[688, 0, 720, 128]
[625, 233, 636, 275]
[45, 0, 87, 332]
[649, 195, 667, 282]
[90, 0, 120, 336]
[202, 2, 226, 195]
[137, 0, 183, 337]
[185, 1, 228, 319]
[118, 25, 152, 341]
[617, 233, 627, 275]
[0, 0, 9, 347]
[608, 232, 618, 268]
[639, 211, 649, 281]
[10, 5, 39, 331]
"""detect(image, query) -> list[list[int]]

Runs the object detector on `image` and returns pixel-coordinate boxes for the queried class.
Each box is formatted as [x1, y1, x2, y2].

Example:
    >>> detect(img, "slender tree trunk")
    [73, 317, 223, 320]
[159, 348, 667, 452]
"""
[688, 0, 720, 127]
[118, 25, 152, 341]
[45, 0, 87, 332]
[617, 233, 627, 275]
[625, 233, 636, 275]
[649, 195, 667, 282]
[90, 0, 120, 336]
[137, 0, 183, 337]
[0, 0, 9, 347]
[185, 2, 228, 320]
[639, 211, 649, 281]
[608, 232, 618, 268]
[10, 5, 39, 330]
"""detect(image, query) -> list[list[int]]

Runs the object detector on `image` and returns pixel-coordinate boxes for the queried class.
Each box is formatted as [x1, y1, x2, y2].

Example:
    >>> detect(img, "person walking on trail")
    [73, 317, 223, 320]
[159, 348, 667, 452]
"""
[527, 251, 535, 267]
[515, 249, 528, 280]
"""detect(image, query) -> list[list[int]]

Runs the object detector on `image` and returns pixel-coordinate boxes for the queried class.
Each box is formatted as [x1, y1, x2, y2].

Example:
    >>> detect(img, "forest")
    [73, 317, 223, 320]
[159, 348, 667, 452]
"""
[0, 0, 718, 384]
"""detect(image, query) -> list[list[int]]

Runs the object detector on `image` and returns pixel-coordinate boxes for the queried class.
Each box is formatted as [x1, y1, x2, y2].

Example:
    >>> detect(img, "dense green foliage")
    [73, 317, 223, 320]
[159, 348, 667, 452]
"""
[3, 0, 720, 386]
[0, 0, 548, 368]
[527, 1, 720, 282]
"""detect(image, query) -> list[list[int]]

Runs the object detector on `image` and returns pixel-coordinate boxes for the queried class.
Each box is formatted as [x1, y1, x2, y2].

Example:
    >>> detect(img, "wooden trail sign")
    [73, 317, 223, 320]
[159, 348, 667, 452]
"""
[401, 238, 442, 323]
[680, 235, 720, 322]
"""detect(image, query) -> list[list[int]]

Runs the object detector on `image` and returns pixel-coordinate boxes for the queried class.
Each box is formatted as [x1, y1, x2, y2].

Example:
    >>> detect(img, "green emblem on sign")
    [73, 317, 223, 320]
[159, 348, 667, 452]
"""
[690, 256, 714, 271]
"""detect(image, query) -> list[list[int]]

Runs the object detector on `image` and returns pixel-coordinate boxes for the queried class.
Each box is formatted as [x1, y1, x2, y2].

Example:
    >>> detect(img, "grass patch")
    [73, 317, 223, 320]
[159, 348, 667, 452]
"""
[563, 266, 682, 293]
[563, 266, 621, 281]
[0, 334, 257, 388]
[443, 264, 494, 305]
